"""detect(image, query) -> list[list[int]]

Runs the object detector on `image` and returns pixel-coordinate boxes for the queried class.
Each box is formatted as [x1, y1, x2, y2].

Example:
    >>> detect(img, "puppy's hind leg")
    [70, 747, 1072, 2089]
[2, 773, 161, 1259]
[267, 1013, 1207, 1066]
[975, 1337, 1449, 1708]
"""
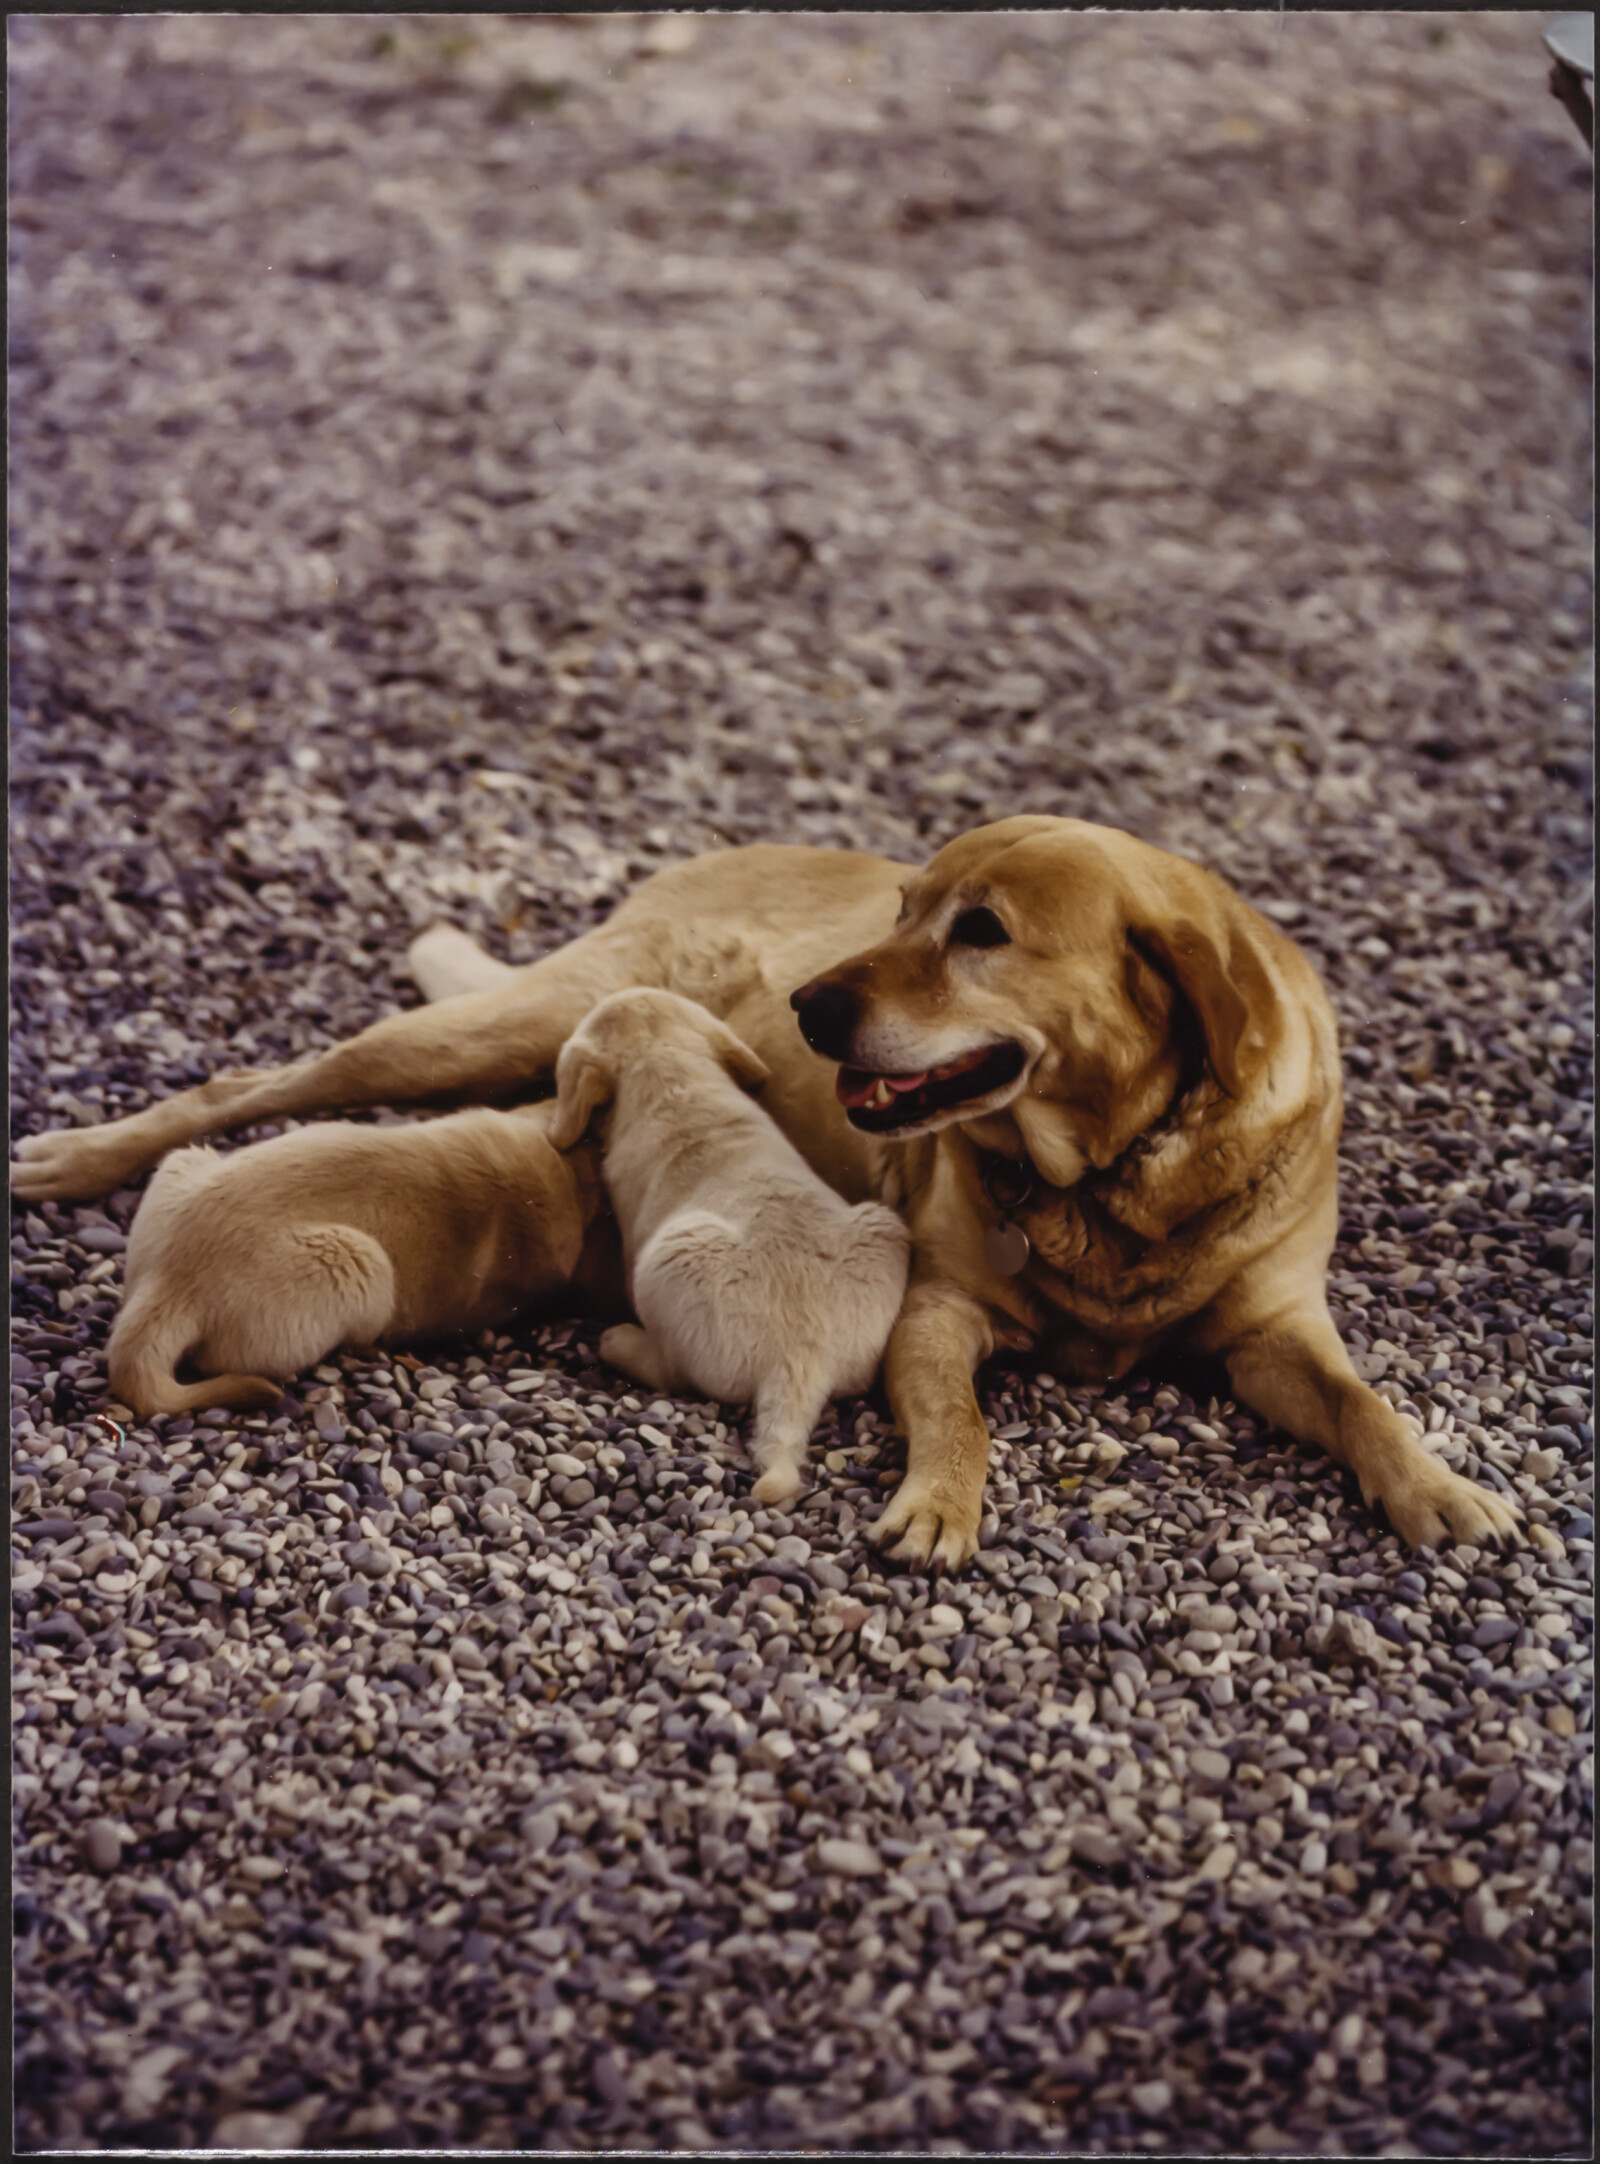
[748, 1362, 830, 1507]
[199, 1226, 397, 1391]
[107, 1288, 282, 1419]
[599, 1323, 688, 1396]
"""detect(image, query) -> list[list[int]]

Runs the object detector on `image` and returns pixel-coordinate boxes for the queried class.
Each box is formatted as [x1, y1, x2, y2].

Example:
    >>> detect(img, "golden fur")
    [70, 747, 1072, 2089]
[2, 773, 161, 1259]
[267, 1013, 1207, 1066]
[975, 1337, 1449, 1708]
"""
[18, 818, 1518, 1566]
[791, 817, 1518, 1564]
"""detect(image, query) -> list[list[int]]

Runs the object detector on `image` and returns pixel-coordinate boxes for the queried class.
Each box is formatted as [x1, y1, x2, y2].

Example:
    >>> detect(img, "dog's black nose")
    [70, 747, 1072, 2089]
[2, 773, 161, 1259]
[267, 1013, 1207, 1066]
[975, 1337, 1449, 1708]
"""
[790, 977, 860, 1060]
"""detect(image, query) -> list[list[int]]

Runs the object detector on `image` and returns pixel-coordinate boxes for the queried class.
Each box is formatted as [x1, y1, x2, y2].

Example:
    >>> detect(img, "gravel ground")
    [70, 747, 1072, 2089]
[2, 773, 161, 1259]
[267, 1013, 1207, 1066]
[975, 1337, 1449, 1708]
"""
[8, 11, 1593, 2154]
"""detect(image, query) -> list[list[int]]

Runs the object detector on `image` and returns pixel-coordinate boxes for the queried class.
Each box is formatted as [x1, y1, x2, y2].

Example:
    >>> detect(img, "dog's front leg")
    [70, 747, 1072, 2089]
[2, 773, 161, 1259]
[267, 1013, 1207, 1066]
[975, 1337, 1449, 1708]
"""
[1222, 1300, 1522, 1551]
[873, 1278, 996, 1572]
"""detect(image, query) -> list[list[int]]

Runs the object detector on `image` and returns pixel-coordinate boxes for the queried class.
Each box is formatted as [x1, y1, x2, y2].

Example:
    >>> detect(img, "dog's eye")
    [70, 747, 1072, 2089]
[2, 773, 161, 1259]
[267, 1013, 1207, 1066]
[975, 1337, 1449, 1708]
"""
[949, 907, 1011, 950]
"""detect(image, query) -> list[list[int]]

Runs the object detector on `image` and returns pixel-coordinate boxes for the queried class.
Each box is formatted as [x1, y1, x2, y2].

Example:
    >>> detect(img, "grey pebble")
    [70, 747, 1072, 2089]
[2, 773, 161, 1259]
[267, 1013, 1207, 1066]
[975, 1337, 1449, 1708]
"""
[210, 2112, 304, 2151]
[816, 1838, 882, 1877]
[74, 1226, 127, 1254]
[519, 1809, 562, 1854]
[80, 1819, 122, 1875]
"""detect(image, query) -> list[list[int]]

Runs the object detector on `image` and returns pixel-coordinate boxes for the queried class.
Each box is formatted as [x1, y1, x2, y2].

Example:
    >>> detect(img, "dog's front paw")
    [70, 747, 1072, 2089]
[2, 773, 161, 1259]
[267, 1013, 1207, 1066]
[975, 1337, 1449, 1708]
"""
[1378, 1457, 1522, 1551]
[870, 1474, 983, 1572]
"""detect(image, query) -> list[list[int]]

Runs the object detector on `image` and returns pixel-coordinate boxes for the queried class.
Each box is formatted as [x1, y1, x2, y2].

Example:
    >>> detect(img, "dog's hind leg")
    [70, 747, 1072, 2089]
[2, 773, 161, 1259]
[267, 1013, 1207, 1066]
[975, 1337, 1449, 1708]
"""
[11, 931, 638, 1202]
[598, 1323, 688, 1395]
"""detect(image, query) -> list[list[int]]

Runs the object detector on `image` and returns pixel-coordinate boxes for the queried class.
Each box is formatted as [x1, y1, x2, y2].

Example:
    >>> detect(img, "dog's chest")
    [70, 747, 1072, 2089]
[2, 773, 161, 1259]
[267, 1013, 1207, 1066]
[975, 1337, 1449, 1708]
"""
[1022, 1190, 1145, 1288]
[1009, 1187, 1205, 1337]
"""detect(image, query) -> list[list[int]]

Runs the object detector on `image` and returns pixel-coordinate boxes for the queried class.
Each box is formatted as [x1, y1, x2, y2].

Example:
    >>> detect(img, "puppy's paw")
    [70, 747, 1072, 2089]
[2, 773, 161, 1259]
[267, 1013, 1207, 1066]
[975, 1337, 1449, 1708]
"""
[752, 1461, 805, 1508]
[597, 1324, 679, 1394]
[870, 1474, 982, 1572]
[598, 1324, 641, 1372]
[1379, 1459, 1522, 1551]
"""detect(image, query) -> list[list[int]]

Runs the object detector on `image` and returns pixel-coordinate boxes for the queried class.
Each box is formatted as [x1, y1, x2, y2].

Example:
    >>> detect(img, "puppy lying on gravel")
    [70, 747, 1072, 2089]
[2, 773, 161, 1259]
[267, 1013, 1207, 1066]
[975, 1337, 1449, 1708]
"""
[105, 1100, 604, 1416]
[550, 989, 911, 1505]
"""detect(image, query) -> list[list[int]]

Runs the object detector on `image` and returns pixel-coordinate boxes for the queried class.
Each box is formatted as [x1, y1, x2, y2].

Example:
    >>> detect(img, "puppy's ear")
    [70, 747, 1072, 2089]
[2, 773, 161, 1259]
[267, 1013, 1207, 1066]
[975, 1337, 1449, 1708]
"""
[549, 1041, 614, 1150]
[714, 1022, 771, 1093]
[1127, 917, 1275, 1100]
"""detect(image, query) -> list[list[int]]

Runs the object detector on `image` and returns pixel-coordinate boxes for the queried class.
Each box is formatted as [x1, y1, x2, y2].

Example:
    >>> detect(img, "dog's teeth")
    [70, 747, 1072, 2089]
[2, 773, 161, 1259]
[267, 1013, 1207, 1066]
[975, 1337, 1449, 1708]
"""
[871, 1078, 894, 1109]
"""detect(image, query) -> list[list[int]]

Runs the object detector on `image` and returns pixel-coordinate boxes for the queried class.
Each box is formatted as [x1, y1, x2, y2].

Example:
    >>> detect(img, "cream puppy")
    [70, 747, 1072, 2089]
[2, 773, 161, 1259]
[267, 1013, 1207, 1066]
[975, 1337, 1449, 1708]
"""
[550, 989, 910, 1505]
[106, 1099, 603, 1418]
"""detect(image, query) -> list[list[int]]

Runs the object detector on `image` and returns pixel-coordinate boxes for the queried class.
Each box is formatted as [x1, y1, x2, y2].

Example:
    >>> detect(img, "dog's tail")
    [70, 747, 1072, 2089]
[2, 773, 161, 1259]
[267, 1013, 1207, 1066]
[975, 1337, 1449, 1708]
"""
[107, 1292, 281, 1419]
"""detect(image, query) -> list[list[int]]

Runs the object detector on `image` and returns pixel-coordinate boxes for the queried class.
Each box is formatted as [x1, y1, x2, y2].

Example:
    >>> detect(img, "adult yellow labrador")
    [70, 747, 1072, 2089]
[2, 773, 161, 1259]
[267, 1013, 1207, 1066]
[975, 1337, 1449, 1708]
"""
[14, 815, 1516, 1567]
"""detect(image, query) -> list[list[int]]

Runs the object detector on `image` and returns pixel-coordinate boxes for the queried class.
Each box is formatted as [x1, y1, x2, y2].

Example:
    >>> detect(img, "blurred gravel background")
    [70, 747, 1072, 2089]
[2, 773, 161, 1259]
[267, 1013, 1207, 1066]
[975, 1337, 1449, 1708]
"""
[8, 11, 1593, 2155]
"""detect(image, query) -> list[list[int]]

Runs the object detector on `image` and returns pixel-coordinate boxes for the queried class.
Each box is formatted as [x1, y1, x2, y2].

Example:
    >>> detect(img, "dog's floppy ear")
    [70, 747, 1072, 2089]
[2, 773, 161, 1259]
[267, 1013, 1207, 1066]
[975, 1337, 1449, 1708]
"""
[713, 1021, 771, 1094]
[1127, 917, 1275, 1100]
[1105, 908, 1290, 1243]
[549, 1039, 614, 1150]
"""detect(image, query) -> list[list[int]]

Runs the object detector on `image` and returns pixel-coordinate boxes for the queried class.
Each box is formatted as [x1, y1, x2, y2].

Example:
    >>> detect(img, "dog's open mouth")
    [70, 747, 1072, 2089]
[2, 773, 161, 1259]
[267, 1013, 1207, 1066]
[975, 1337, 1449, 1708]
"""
[836, 1041, 1027, 1131]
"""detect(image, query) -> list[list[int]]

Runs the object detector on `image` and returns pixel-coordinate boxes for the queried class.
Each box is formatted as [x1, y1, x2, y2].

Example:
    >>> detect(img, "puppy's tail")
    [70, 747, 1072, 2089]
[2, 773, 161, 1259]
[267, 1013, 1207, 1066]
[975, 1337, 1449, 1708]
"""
[106, 1294, 281, 1419]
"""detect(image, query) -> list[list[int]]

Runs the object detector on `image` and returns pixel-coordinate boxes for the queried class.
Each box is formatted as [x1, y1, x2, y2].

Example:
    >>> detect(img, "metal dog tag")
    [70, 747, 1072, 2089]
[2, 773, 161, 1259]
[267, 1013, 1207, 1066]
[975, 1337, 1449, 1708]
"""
[985, 1219, 1031, 1276]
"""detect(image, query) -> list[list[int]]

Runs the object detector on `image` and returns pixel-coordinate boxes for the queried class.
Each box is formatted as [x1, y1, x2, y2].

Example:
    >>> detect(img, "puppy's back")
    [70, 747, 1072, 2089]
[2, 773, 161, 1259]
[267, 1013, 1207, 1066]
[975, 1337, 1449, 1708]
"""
[123, 1145, 227, 1268]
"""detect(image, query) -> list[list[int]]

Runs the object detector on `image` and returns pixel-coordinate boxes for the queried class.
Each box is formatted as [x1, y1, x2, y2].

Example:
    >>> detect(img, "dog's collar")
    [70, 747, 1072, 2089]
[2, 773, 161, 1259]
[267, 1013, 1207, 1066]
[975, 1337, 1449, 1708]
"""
[972, 1139, 1155, 1273]
[974, 1146, 1036, 1274]
[975, 1146, 1036, 1215]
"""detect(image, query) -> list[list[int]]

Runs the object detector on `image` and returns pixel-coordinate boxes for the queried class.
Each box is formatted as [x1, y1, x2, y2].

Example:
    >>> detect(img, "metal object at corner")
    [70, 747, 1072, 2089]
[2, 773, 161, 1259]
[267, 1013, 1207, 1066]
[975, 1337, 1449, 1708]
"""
[1544, 13, 1594, 149]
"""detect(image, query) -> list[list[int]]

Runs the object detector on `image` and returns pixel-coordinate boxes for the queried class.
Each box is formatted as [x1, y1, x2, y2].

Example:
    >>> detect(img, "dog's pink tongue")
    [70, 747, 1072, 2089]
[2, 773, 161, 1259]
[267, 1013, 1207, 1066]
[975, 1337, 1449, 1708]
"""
[887, 1070, 929, 1093]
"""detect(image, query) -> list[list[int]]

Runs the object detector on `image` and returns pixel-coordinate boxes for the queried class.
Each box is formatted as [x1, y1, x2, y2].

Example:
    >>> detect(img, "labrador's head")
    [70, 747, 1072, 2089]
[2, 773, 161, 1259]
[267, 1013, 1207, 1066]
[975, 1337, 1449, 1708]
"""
[550, 988, 770, 1150]
[790, 816, 1285, 1192]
